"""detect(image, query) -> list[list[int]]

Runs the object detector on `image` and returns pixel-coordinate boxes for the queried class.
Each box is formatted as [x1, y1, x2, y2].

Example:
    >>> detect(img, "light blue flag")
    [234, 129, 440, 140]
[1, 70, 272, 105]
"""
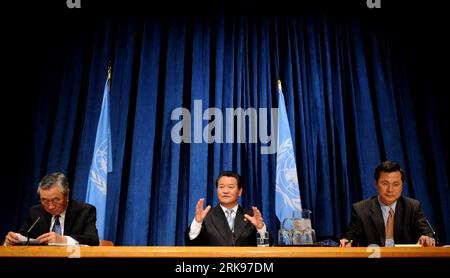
[85, 78, 112, 240]
[275, 81, 302, 223]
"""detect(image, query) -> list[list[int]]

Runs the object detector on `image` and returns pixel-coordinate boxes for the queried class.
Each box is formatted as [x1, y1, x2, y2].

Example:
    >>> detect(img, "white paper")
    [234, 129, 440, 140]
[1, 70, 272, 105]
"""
[16, 233, 40, 245]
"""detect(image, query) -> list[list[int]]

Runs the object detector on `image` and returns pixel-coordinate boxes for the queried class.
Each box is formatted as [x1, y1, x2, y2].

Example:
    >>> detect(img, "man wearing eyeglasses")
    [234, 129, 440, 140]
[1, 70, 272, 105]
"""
[4, 172, 99, 246]
[340, 161, 436, 247]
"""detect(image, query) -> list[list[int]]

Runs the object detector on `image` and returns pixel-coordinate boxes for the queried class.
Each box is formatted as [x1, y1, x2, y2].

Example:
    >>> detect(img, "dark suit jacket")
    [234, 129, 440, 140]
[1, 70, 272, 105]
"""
[185, 205, 257, 246]
[18, 200, 99, 246]
[343, 196, 433, 246]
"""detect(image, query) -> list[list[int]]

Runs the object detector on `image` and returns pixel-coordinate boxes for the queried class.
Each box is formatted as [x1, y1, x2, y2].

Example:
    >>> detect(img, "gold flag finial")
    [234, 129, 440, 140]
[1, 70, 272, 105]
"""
[278, 80, 282, 91]
[107, 61, 112, 80]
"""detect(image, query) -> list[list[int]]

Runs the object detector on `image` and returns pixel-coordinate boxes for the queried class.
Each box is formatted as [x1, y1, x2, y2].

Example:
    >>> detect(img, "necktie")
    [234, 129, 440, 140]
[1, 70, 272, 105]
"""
[226, 209, 234, 232]
[52, 215, 62, 235]
[385, 208, 394, 239]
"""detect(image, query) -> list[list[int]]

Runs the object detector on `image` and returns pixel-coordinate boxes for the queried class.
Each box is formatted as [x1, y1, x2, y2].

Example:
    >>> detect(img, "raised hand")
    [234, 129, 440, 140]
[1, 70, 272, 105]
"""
[195, 198, 211, 223]
[244, 206, 265, 229]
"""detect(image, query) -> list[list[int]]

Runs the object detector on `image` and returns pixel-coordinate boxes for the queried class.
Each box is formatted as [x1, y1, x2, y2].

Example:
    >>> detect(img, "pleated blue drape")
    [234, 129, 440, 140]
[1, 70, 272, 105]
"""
[4, 13, 449, 245]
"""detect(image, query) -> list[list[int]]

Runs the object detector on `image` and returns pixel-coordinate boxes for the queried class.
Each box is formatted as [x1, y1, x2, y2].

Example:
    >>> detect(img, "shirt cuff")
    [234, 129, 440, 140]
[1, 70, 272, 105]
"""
[257, 223, 267, 236]
[65, 236, 79, 246]
[188, 218, 203, 240]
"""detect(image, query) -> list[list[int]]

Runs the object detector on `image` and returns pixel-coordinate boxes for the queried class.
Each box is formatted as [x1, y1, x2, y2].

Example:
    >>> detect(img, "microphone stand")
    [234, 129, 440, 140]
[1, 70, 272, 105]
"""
[26, 232, 30, 246]
[25, 217, 41, 246]
[425, 219, 440, 246]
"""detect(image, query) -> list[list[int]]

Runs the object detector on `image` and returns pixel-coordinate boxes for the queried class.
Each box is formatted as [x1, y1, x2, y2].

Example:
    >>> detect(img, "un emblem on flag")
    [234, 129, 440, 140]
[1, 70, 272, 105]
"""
[276, 138, 301, 210]
[89, 138, 109, 194]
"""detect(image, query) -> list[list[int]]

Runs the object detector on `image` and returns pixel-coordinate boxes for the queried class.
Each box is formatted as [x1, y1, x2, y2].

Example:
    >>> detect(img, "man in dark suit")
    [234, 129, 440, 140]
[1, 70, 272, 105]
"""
[340, 161, 435, 247]
[4, 172, 99, 246]
[185, 171, 267, 246]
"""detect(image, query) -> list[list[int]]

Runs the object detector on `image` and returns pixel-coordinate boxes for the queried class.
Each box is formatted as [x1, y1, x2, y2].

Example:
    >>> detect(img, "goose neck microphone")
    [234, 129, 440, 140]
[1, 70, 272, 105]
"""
[26, 217, 41, 246]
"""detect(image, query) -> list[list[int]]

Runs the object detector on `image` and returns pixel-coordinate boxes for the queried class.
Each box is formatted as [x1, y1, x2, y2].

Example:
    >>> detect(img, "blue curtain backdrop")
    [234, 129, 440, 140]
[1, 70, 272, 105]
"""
[3, 8, 449, 245]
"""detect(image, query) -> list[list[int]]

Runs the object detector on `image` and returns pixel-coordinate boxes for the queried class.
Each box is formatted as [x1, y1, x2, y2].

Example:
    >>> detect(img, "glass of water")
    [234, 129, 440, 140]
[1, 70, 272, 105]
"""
[257, 231, 270, 247]
[278, 228, 292, 245]
[385, 238, 395, 247]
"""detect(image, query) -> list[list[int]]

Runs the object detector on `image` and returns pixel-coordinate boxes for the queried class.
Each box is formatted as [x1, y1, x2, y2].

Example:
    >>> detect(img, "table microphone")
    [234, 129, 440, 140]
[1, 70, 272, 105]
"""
[26, 217, 41, 246]
[425, 218, 440, 246]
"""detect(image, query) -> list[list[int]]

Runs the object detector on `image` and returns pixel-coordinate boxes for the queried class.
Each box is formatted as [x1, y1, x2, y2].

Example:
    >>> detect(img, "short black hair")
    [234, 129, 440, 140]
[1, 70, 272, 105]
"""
[374, 161, 405, 182]
[216, 171, 242, 189]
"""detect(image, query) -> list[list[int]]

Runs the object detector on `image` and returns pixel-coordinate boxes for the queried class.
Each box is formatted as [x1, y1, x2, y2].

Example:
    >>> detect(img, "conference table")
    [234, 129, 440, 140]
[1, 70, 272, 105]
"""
[1, 246, 449, 274]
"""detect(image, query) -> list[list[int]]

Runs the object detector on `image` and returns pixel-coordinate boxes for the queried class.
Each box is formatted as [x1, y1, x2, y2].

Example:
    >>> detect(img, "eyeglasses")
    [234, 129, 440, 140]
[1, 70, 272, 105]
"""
[40, 198, 63, 206]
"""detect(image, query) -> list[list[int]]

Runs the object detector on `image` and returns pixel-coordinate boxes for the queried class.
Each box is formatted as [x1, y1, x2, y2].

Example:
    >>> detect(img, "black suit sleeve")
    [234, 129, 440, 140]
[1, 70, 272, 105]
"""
[343, 205, 364, 246]
[17, 206, 50, 238]
[184, 224, 208, 246]
[17, 215, 37, 235]
[412, 202, 434, 240]
[70, 204, 99, 246]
